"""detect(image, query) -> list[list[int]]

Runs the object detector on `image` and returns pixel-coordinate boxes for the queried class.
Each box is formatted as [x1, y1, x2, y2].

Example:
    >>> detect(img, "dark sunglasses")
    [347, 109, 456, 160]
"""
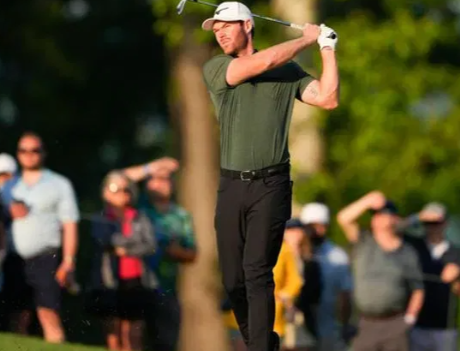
[18, 148, 42, 154]
[422, 221, 445, 226]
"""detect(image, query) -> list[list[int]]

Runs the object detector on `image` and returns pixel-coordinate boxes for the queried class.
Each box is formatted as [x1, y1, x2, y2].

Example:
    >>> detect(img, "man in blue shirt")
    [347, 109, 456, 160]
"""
[300, 203, 353, 351]
[0, 132, 80, 343]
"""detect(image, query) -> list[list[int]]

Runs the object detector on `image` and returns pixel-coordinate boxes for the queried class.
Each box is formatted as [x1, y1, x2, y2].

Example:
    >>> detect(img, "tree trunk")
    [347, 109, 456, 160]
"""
[271, 0, 323, 216]
[170, 22, 229, 351]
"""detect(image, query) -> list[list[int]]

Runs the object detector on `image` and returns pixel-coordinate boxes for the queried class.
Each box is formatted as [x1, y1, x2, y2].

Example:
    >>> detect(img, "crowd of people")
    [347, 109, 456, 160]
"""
[0, 131, 194, 351]
[0, 131, 459, 351]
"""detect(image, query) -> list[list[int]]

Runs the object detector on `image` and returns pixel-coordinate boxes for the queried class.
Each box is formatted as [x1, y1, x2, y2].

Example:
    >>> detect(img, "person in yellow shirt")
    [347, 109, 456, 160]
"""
[223, 238, 303, 351]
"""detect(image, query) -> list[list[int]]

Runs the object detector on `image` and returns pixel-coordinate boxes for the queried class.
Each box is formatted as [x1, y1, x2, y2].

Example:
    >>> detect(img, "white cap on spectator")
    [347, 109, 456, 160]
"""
[300, 202, 330, 225]
[0, 153, 17, 174]
[421, 202, 447, 220]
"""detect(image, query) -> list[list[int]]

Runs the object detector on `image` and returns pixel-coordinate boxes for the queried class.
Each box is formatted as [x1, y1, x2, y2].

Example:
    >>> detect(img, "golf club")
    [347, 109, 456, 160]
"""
[176, 0, 304, 30]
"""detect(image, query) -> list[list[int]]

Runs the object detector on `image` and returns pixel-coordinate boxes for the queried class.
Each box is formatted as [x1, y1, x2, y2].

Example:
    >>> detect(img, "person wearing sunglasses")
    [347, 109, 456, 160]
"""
[0, 131, 80, 343]
[399, 203, 460, 351]
[86, 171, 156, 351]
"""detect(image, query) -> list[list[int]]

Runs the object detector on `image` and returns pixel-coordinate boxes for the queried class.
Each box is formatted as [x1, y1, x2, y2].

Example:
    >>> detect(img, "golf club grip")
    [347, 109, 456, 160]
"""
[290, 23, 304, 31]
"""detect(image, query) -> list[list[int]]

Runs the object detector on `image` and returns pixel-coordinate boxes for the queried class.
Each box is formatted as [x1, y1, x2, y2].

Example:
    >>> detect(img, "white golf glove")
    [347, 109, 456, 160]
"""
[317, 24, 338, 51]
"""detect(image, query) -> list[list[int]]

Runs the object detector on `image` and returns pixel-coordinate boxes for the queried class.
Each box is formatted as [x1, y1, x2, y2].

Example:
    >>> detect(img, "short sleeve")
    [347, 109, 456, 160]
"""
[404, 246, 424, 291]
[338, 262, 353, 292]
[289, 62, 315, 100]
[57, 178, 80, 223]
[203, 55, 233, 94]
[443, 247, 460, 265]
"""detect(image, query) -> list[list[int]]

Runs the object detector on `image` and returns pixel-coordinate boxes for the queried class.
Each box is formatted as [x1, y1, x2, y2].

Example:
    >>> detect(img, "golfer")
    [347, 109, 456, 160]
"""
[201, 2, 339, 351]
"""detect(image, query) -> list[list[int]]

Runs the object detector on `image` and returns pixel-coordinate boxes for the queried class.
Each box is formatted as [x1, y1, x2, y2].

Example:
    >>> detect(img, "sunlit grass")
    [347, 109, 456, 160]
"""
[0, 333, 106, 351]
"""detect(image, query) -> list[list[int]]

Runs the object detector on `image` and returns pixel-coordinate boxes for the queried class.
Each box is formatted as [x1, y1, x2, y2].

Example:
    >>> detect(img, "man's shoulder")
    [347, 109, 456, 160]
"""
[400, 241, 420, 259]
[169, 203, 191, 219]
[45, 169, 73, 187]
[322, 242, 350, 265]
[203, 54, 233, 69]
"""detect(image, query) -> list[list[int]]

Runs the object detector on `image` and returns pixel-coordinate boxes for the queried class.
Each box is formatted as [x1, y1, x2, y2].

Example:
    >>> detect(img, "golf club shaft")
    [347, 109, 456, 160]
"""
[189, 0, 304, 30]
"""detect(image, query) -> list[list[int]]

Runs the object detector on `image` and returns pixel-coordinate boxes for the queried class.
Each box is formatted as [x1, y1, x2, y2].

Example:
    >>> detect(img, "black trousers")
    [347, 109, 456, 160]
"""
[215, 169, 292, 351]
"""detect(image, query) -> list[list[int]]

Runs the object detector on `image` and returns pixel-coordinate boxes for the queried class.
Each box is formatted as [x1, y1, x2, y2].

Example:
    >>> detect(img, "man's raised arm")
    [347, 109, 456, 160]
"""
[337, 191, 386, 243]
[301, 25, 339, 110]
[123, 157, 179, 182]
[226, 24, 320, 87]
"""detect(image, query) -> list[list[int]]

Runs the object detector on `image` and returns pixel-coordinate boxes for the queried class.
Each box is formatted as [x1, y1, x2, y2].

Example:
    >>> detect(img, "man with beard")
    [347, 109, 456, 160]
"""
[299, 203, 353, 351]
[201, 3, 339, 350]
[122, 160, 196, 351]
[0, 132, 80, 343]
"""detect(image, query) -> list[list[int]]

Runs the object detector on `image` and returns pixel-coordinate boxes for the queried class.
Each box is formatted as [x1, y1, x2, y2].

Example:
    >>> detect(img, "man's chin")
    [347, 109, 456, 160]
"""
[222, 47, 236, 56]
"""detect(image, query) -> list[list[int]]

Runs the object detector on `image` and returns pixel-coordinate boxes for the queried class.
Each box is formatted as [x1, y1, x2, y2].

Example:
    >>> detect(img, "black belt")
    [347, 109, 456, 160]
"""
[220, 163, 290, 181]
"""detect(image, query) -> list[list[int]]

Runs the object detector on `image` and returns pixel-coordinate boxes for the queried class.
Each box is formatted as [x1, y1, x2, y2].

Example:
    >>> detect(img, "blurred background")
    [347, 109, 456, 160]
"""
[1, 0, 460, 350]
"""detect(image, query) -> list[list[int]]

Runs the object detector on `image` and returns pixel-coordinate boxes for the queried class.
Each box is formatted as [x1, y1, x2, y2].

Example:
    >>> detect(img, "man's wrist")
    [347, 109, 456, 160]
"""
[143, 163, 151, 177]
[63, 255, 75, 265]
[404, 313, 417, 325]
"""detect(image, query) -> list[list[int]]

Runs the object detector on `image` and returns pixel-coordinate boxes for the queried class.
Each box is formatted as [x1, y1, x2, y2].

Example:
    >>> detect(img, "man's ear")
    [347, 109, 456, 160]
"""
[244, 20, 253, 35]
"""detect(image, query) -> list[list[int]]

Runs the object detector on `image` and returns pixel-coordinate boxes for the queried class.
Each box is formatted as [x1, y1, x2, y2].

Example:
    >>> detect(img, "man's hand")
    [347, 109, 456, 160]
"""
[149, 157, 179, 174]
[55, 260, 74, 287]
[302, 23, 321, 46]
[317, 24, 338, 51]
[115, 247, 127, 257]
[10, 202, 29, 219]
[366, 191, 386, 210]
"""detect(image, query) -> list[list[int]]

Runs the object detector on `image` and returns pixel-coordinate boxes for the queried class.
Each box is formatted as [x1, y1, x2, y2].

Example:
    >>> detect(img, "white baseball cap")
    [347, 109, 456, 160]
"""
[421, 202, 447, 220]
[202, 2, 254, 31]
[300, 203, 330, 225]
[0, 153, 17, 174]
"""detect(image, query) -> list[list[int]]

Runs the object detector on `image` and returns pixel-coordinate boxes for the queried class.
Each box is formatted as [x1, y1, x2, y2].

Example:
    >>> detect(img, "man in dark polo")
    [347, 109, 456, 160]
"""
[337, 191, 424, 351]
[399, 202, 460, 351]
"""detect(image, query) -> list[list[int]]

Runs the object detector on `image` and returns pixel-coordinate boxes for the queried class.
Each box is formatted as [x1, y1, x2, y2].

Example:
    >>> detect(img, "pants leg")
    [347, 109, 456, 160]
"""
[243, 174, 292, 351]
[433, 329, 458, 351]
[409, 328, 432, 351]
[215, 176, 249, 343]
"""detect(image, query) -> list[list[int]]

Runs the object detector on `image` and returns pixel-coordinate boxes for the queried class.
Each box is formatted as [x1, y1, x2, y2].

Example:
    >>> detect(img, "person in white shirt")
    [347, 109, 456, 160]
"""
[299, 203, 353, 351]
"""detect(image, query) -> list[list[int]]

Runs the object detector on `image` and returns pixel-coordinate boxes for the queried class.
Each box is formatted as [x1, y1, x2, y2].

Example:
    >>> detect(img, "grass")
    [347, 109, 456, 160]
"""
[0, 333, 106, 351]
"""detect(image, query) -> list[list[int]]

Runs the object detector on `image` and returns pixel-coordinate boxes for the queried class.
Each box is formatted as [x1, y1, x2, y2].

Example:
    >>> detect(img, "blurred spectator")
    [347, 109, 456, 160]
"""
[222, 232, 303, 351]
[0, 132, 80, 343]
[337, 191, 425, 351]
[399, 202, 460, 351]
[0, 153, 18, 190]
[122, 158, 196, 351]
[85, 171, 157, 351]
[299, 203, 352, 351]
[0, 153, 17, 316]
[283, 219, 322, 351]
[0, 153, 19, 233]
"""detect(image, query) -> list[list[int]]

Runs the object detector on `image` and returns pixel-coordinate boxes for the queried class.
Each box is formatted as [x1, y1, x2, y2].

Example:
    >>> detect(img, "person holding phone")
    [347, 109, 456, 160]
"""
[0, 132, 80, 343]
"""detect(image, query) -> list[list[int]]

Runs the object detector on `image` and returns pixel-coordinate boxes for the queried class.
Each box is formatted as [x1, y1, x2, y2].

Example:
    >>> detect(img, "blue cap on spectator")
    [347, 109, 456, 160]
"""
[286, 218, 303, 229]
[371, 200, 399, 215]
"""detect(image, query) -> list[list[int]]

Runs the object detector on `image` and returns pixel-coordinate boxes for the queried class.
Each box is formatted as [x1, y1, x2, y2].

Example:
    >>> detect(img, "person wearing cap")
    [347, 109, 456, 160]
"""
[0, 153, 18, 190]
[0, 153, 19, 228]
[0, 153, 18, 295]
[337, 191, 425, 351]
[201, 2, 339, 351]
[398, 202, 460, 351]
[299, 203, 352, 351]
